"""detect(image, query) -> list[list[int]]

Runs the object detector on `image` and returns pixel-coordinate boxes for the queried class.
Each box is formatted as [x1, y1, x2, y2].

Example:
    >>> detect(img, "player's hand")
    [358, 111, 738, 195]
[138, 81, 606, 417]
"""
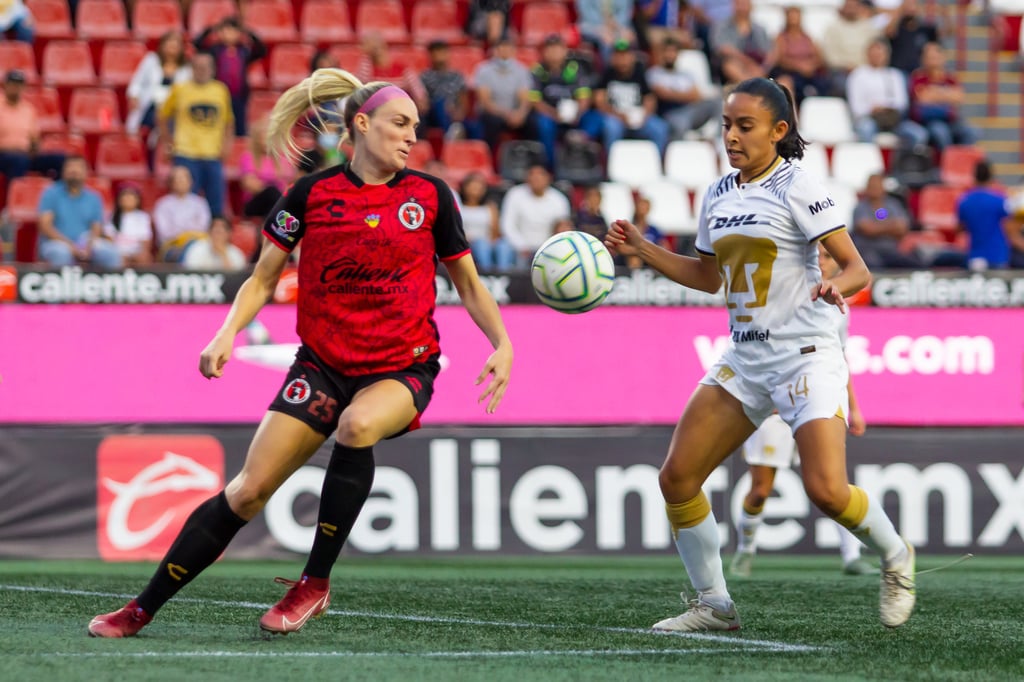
[476, 344, 512, 414]
[199, 331, 234, 379]
[849, 407, 867, 437]
[811, 279, 847, 314]
[604, 219, 645, 257]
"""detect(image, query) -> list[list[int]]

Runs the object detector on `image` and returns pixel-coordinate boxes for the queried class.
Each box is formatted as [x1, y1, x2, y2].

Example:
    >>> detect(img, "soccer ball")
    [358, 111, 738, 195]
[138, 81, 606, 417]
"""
[530, 231, 616, 313]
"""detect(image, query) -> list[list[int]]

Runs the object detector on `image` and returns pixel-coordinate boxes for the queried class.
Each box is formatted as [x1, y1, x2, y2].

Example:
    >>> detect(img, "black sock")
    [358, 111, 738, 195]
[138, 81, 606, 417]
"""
[136, 491, 247, 615]
[303, 443, 375, 579]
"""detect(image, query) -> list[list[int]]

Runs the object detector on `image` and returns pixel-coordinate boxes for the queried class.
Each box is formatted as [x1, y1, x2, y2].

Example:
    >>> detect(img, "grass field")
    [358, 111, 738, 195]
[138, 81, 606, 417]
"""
[2, 555, 1022, 681]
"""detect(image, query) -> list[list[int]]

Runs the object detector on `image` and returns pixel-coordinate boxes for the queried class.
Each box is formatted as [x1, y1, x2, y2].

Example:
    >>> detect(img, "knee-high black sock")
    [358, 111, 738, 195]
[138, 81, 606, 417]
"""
[136, 491, 246, 615]
[303, 444, 375, 579]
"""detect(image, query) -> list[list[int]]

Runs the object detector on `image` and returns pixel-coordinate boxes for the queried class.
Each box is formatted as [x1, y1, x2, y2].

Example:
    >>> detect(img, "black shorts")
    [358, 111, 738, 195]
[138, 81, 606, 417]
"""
[268, 345, 441, 437]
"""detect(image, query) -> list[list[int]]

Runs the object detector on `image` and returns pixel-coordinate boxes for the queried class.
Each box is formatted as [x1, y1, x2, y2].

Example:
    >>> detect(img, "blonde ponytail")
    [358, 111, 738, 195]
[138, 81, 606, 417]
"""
[267, 68, 364, 161]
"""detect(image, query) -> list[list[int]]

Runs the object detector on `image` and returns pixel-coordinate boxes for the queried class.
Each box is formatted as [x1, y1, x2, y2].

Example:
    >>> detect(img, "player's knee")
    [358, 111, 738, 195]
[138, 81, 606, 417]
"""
[804, 478, 847, 517]
[336, 410, 380, 448]
[658, 466, 703, 502]
[224, 476, 273, 520]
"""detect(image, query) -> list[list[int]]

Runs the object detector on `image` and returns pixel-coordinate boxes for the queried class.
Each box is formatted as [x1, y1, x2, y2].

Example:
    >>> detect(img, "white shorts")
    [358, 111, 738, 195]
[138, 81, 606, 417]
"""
[741, 414, 798, 468]
[700, 343, 850, 433]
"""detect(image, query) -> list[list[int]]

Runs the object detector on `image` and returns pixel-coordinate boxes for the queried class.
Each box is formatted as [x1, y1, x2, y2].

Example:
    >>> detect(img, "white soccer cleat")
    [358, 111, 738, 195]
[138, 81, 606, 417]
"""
[652, 593, 741, 632]
[729, 551, 755, 577]
[880, 540, 916, 628]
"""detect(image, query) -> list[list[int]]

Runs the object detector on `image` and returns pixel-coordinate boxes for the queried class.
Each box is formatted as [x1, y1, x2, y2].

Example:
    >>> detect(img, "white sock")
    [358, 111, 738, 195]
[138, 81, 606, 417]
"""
[735, 510, 762, 554]
[849, 493, 907, 567]
[673, 513, 732, 610]
[836, 522, 862, 565]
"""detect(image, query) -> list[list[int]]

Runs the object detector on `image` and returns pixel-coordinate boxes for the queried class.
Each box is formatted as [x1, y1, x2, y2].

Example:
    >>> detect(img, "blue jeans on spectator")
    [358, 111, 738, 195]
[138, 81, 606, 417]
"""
[40, 239, 122, 269]
[174, 156, 225, 216]
[602, 113, 670, 155]
[532, 109, 604, 169]
[923, 119, 977, 151]
[4, 16, 34, 42]
[0, 151, 30, 181]
[854, 116, 929, 149]
[471, 237, 516, 271]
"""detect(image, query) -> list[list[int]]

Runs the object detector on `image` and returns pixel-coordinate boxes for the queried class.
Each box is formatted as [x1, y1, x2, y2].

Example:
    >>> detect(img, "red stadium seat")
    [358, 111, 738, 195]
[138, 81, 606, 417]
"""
[515, 46, 540, 69]
[5, 176, 53, 224]
[132, 0, 185, 41]
[939, 145, 987, 189]
[0, 42, 39, 83]
[917, 184, 962, 233]
[187, 0, 237, 38]
[269, 43, 316, 90]
[86, 176, 115, 213]
[94, 134, 149, 180]
[440, 139, 496, 185]
[75, 0, 130, 41]
[447, 45, 485, 80]
[21, 87, 65, 133]
[520, 3, 572, 47]
[300, 0, 354, 45]
[99, 41, 148, 87]
[41, 40, 97, 87]
[411, 0, 466, 45]
[328, 44, 366, 72]
[355, 0, 409, 43]
[230, 219, 260, 258]
[68, 87, 123, 134]
[244, 0, 299, 43]
[224, 136, 250, 181]
[247, 89, 282, 128]
[39, 131, 87, 157]
[390, 45, 430, 73]
[24, 0, 74, 39]
[247, 61, 269, 90]
[406, 139, 436, 171]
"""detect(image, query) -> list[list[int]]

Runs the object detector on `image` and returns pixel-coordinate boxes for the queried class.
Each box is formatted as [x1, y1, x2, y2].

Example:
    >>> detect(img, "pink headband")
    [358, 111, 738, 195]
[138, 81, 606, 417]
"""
[357, 85, 412, 115]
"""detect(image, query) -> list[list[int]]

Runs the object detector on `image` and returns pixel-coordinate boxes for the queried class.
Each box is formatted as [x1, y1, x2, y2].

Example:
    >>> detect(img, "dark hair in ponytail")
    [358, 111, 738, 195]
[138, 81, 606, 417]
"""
[730, 77, 808, 161]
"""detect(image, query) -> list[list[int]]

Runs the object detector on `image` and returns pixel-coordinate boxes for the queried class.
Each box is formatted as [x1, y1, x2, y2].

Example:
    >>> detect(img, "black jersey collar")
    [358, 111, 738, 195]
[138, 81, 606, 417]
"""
[343, 162, 408, 188]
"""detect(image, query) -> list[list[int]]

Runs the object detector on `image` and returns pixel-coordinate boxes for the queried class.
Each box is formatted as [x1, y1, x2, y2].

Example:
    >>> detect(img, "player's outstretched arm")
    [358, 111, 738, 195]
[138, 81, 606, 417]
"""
[199, 240, 290, 379]
[813, 231, 871, 313]
[444, 254, 513, 414]
[605, 219, 722, 293]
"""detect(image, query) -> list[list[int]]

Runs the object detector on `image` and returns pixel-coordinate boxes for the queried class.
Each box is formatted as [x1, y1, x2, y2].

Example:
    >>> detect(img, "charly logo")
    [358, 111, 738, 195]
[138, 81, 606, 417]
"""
[398, 200, 425, 230]
[97, 436, 224, 560]
[276, 210, 300, 234]
[365, 213, 381, 228]
[283, 377, 312, 403]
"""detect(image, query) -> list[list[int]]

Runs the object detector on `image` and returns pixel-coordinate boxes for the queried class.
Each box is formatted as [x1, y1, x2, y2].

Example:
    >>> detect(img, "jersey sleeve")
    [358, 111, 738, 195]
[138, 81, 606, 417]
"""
[431, 178, 471, 261]
[262, 176, 313, 252]
[694, 184, 715, 256]
[786, 169, 847, 242]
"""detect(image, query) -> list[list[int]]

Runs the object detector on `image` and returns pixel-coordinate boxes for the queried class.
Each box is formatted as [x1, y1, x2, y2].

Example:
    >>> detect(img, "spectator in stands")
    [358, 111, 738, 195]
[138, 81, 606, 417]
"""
[500, 163, 571, 266]
[909, 42, 976, 151]
[846, 38, 928, 149]
[576, 0, 637, 66]
[576, 185, 609, 241]
[104, 183, 153, 267]
[194, 16, 267, 137]
[626, 191, 670, 267]
[850, 173, 921, 268]
[0, 70, 63, 185]
[1003, 189, 1024, 268]
[885, 0, 939, 75]
[355, 32, 428, 113]
[646, 36, 720, 141]
[126, 31, 192, 142]
[594, 40, 670, 155]
[765, 7, 833, 104]
[711, 0, 771, 85]
[159, 52, 233, 217]
[955, 160, 1011, 271]
[465, 0, 511, 47]
[239, 118, 294, 218]
[683, 0, 733, 71]
[529, 34, 604, 169]
[822, 0, 880, 88]
[304, 51, 345, 168]
[636, 0, 695, 52]
[472, 35, 534, 155]
[182, 215, 247, 271]
[0, 0, 33, 43]
[459, 171, 513, 270]
[420, 40, 471, 141]
[37, 155, 122, 269]
[153, 165, 212, 261]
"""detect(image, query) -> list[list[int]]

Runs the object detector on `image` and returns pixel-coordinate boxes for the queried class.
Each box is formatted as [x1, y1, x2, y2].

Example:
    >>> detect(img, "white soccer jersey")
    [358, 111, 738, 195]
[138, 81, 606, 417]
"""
[696, 157, 847, 366]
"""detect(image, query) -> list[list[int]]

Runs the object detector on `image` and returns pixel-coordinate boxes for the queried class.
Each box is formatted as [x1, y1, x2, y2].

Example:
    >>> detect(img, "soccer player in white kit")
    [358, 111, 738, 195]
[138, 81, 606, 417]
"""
[605, 77, 915, 631]
[731, 244, 876, 578]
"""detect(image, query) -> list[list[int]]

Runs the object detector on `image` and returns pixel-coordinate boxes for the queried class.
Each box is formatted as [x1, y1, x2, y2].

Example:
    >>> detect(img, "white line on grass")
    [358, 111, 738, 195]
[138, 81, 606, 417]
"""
[42, 648, 754, 659]
[0, 584, 820, 653]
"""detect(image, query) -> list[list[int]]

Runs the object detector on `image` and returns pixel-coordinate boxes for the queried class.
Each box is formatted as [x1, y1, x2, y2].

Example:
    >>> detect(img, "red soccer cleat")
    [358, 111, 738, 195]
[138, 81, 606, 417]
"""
[259, 575, 331, 634]
[88, 599, 153, 638]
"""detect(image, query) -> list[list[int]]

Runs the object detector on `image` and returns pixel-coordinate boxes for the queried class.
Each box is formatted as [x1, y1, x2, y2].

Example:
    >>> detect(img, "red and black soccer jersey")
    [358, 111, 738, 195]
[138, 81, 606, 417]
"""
[263, 163, 470, 375]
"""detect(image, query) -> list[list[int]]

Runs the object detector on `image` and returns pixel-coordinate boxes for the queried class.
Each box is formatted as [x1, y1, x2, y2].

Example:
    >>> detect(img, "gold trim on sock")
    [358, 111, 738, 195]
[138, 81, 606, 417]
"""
[666, 492, 711, 535]
[742, 500, 765, 516]
[834, 485, 868, 529]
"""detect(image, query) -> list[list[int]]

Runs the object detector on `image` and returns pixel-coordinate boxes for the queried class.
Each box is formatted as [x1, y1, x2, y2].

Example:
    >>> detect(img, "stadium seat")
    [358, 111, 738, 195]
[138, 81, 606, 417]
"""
[41, 40, 97, 87]
[822, 180, 858, 222]
[39, 131, 87, 158]
[355, 0, 410, 43]
[5, 176, 53, 224]
[440, 139, 496, 185]
[797, 142, 830, 179]
[24, 0, 74, 39]
[0, 42, 39, 83]
[247, 61, 269, 90]
[230, 220, 260, 258]
[132, 0, 184, 41]
[642, 180, 696, 235]
[99, 41, 148, 87]
[751, 3, 785, 39]
[269, 43, 316, 90]
[664, 140, 719, 191]
[800, 6, 836, 45]
[917, 184, 961, 233]
[607, 139, 664, 187]
[223, 136, 250, 181]
[329, 44, 366, 72]
[187, 0, 237, 39]
[299, 0, 354, 45]
[830, 141, 885, 190]
[94, 134, 148, 180]
[798, 97, 855, 145]
[86, 176, 115, 213]
[247, 89, 282, 128]
[520, 3, 572, 46]
[597, 181, 635, 226]
[515, 46, 540, 69]
[406, 139, 436, 171]
[498, 140, 546, 183]
[75, 0, 130, 41]
[674, 50, 716, 97]
[21, 87, 65, 133]
[556, 140, 603, 186]
[939, 145, 986, 189]
[411, 0, 466, 45]
[244, 0, 299, 43]
[68, 87, 123, 134]
[390, 45, 430, 74]
[447, 45, 486, 80]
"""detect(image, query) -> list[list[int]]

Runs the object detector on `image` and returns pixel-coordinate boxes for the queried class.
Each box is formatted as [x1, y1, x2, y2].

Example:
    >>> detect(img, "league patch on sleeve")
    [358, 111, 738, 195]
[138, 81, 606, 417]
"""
[272, 210, 300, 242]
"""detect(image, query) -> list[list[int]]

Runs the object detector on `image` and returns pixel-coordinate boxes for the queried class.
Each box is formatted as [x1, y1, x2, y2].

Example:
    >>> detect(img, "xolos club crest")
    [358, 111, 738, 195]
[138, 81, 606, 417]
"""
[398, 200, 425, 230]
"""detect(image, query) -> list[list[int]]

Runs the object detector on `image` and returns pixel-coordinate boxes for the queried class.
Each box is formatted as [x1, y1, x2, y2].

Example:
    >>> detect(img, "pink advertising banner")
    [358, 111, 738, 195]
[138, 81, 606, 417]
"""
[1, 305, 1021, 426]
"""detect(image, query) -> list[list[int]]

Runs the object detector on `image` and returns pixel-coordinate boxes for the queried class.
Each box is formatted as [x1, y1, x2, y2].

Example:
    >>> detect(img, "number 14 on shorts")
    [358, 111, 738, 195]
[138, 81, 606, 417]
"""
[787, 375, 809, 406]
